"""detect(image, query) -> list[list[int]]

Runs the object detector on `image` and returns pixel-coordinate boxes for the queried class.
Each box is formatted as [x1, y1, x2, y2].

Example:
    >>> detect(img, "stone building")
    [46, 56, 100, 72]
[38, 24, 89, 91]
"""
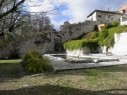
[118, 4, 127, 14]
[60, 21, 100, 42]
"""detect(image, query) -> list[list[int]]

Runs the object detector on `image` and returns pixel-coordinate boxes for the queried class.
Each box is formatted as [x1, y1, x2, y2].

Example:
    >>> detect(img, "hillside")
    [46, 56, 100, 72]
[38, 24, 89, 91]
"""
[63, 22, 127, 50]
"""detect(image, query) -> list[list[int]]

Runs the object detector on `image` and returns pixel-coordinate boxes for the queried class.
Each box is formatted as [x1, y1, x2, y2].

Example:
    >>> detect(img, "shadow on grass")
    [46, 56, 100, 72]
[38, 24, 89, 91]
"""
[0, 60, 127, 84]
[0, 63, 21, 83]
[52, 64, 127, 77]
[0, 84, 127, 95]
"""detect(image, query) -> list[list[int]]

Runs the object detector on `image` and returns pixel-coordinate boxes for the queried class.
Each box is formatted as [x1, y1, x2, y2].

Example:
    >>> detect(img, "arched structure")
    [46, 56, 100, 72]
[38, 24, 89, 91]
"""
[54, 35, 62, 53]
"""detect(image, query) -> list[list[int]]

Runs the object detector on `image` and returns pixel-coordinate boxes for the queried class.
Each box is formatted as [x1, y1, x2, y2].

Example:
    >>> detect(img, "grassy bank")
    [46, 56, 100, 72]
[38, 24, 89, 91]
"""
[63, 22, 127, 50]
[0, 60, 127, 95]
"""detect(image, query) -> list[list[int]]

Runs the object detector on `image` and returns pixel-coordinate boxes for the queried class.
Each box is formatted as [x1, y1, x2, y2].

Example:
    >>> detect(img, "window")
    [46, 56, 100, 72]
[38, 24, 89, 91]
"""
[122, 10, 125, 13]
[98, 15, 101, 19]
[105, 15, 108, 20]
[91, 18, 93, 21]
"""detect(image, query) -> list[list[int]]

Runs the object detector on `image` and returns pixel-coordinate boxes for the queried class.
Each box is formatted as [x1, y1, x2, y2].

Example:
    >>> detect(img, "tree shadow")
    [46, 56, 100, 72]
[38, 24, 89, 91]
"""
[0, 63, 21, 83]
[52, 64, 127, 76]
[0, 62, 127, 84]
[0, 84, 127, 95]
[18, 64, 127, 80]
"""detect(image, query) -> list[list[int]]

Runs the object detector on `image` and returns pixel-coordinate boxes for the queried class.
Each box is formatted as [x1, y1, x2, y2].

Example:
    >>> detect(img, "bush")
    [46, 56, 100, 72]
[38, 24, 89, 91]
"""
[94, 25, 98, 31]
[23, 50, 53, 74]
[112, 21, 119, 27]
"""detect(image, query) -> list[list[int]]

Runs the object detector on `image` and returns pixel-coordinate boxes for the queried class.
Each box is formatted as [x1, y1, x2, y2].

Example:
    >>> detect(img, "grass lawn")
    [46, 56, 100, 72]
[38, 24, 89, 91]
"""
[0, 60, 127, 95]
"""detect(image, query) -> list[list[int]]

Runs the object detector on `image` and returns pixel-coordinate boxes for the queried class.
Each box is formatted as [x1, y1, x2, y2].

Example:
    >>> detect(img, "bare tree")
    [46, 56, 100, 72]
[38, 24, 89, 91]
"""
[30, 12, 54, 33]
[0, 0, 25, 19]
[0, 0, 26, 36]
[0, 0, 70, 37]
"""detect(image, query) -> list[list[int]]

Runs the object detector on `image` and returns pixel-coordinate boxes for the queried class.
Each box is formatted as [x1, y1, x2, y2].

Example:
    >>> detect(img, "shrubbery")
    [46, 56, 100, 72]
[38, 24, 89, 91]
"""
[23, 50, 53, 74]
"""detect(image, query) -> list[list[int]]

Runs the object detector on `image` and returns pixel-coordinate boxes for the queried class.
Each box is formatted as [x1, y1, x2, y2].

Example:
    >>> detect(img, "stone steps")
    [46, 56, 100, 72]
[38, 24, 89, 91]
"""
[51, 61, 126, 71]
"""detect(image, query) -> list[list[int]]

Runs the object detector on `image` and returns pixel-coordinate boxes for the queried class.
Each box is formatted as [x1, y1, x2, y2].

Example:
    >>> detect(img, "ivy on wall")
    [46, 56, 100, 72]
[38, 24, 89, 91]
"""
[63, 21, 127, 50]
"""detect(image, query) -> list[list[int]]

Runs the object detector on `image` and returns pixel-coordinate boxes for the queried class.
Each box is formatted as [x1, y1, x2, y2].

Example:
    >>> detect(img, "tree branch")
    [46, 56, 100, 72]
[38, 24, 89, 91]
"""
[0, 32, 4, 36]
[0, 0, 25, 19]
[0, 0, 5, 8]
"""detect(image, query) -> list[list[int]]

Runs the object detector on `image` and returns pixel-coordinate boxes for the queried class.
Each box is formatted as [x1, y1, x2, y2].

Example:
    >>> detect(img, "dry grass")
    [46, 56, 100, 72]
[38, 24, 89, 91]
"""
[0, 60, 127, 95]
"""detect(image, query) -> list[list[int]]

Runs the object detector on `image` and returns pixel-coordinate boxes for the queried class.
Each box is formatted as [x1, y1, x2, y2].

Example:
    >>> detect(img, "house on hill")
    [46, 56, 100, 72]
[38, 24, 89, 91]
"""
[118, 4, 127, 14]
[87, 9, 127, 24]
[87, 4, 127, 25]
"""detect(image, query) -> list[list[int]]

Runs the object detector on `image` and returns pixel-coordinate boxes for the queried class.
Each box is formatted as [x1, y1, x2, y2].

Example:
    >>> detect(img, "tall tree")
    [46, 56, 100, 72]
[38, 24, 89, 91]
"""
[0, 0, 26, 36]
[0, 0, 25, 19]
[30, 12, 54, 33]
[0, 0, 70, 41]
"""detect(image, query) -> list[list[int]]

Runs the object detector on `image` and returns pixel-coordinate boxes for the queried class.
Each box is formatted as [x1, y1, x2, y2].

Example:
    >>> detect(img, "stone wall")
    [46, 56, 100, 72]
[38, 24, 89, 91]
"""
[120, 16, 127, 26]
[112, 32, 127, 55]
[60, 21, 100, 42]
[66, 47, 101, 56]
[66, 32, 127, 56]
[0, 20, 101, 58]
[18, 32, 56, 58]
[0, 46, 11, 59]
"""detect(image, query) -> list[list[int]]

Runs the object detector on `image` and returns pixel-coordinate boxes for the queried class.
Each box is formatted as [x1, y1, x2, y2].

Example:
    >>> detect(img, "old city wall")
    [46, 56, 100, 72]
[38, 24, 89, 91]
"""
[18, 21, 100, 57]
[59, 21, 100, 42]
[18, 32, 56, 58]
[112, 32, 127, 55]
[0, 46, 11, 59]
[0, 21, 100, 58]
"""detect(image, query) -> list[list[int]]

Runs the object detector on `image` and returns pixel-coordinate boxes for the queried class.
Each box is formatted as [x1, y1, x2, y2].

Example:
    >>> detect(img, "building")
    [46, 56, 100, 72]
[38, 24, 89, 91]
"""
[87, 9, 127, 24]
[87, 4, 127, 24]
[118, 4, 127, 14]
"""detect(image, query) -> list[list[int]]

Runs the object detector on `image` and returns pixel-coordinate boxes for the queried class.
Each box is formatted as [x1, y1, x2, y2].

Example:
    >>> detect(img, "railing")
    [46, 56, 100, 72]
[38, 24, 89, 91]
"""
[120, 16, 127, 26]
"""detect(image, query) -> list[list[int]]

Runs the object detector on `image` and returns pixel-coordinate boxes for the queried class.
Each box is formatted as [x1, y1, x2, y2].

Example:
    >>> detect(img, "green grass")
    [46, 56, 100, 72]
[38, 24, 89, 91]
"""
[63, 32, 99, 50]
[0, 60, 21, 64]
[0, 59, 21, 68]
[0, 60, 127, 95]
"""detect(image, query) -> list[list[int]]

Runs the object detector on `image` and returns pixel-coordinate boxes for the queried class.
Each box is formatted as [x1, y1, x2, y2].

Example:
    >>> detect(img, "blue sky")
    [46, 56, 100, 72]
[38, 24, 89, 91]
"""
[27, 0, 127, 31]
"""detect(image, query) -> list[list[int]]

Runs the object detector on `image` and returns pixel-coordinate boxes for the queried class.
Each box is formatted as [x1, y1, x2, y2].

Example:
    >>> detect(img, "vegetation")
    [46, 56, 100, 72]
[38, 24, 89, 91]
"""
[23, 50, 53, 74]
[63, 21, 127, 50]
[0, 60, 127, 95]
[0, 59, 21, 78]
[64, 39, 98, 50]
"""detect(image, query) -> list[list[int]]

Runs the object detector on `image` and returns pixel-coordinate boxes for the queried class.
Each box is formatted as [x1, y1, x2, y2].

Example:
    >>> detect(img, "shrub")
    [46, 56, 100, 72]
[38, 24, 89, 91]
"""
[94, 25, 98, 31]
[103, 24, 113, 29]
[63, 39, 99, 50]
[112, 21, 119, 27]
[23, 50, 53, 74]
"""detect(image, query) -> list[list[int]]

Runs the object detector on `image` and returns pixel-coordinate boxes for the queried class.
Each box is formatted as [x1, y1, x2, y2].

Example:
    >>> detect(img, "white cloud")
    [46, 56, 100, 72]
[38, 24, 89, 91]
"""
[26, 0, 54, 12]
[51, 20, 65, 31]
[63, 0, 98, 23]
[55, 0, 127, 27]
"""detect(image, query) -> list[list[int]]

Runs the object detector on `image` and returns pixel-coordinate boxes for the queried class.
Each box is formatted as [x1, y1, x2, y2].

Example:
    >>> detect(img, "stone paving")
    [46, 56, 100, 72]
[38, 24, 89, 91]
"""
[44, 54, 127, 71]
